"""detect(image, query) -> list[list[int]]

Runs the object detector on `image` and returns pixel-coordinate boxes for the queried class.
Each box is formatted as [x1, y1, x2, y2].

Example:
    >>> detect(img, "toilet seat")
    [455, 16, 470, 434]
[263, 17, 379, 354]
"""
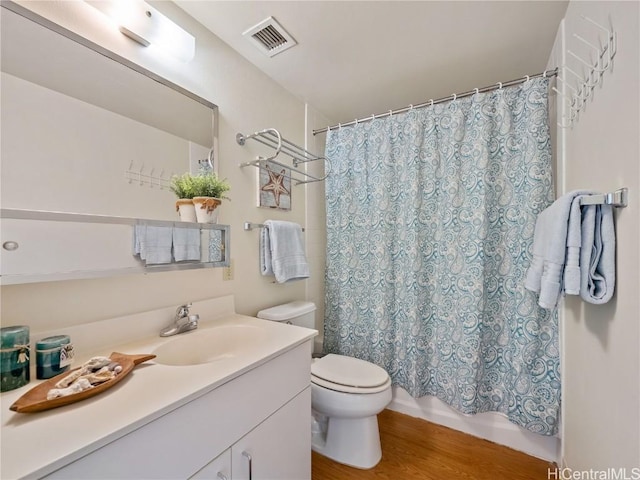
[311, 354, 391, 394]
[312, 375, 392, 394]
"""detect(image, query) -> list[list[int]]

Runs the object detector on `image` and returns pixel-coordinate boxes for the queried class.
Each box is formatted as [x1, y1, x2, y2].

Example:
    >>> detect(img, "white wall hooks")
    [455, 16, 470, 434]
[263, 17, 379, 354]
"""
[556, 15, 617, 128]
[124, 161, 173, 189]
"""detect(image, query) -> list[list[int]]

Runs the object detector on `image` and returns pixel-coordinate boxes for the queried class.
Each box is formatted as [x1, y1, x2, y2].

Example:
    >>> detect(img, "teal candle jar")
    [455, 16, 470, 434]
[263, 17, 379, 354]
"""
[0, 325, 30, 392]
[36, 335, 73, 379]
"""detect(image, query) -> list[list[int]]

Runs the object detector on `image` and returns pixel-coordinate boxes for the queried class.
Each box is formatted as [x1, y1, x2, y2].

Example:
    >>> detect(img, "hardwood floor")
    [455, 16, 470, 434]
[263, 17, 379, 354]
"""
[312, 409, 555, 480]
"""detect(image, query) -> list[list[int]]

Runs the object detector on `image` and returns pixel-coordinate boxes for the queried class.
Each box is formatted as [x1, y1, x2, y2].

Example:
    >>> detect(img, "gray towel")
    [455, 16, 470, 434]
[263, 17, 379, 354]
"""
[525, 190, 589, 308]
[564, 196, 583, 295]
[580, 204, 615, 304]
[260, 226, 274, 277]
[133, 225, 173, 265]
[260, 220, 309, 283]
[173, 228, 201, 262]
[525, 190, 616, 308]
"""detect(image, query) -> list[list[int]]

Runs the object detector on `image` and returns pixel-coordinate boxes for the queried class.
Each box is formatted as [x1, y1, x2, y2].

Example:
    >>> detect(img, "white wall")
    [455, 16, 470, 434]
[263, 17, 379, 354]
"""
[556, 1, 640, 471]
[0, 1, 315, 331]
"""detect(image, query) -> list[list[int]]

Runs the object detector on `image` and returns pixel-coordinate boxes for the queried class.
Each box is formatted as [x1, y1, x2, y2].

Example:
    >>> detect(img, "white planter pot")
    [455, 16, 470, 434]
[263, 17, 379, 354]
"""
[193, 197, 221, 223]
[176, 199, 197, 222]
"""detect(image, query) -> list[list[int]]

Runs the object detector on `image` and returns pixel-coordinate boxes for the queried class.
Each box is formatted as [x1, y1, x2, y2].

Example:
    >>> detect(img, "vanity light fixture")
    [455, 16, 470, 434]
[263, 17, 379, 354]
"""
[86, 0, 195, 62]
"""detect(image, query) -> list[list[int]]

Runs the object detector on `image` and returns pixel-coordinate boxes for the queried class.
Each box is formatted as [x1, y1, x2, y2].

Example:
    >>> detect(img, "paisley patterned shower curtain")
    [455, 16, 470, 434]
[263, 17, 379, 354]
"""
[323, 77, 560, 435]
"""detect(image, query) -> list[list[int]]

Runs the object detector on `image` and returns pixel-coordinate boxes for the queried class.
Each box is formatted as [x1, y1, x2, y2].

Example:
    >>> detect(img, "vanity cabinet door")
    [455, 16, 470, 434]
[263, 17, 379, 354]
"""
[189, 449, 231, 480]
[232, 387, 311, 480]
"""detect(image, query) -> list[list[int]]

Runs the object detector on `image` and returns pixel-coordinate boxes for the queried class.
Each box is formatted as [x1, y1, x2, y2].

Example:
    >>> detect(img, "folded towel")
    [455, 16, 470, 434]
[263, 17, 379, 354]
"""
[526, 189, 616, 309]
[132, 225, 173, 265]
[563, 196, 583, 295]
[580, 204, 615, 304]
[260, 220, 309, 283]
[525, 190, 590, 308]
[260, 226, 274, 276]
[173, 227, 201, 262]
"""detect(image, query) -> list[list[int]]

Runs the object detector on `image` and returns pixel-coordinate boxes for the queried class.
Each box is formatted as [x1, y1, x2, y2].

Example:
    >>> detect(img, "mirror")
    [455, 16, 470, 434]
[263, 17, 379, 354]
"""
[0, 4, 227, 285]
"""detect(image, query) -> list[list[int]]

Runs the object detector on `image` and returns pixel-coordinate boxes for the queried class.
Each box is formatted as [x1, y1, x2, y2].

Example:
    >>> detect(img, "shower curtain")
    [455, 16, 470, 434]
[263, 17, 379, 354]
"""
[323, 77, 560, 435]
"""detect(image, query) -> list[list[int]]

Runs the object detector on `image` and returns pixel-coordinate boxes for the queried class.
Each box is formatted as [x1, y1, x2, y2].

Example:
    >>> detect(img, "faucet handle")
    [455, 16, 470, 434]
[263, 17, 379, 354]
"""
[176, 303, 192, 317]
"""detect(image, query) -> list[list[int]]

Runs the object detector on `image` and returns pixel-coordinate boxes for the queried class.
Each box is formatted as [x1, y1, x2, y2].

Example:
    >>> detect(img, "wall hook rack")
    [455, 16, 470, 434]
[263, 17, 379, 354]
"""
[556, 15, 617, 128]
[124, 161, 173, 189]
[237, 128, 330, 185]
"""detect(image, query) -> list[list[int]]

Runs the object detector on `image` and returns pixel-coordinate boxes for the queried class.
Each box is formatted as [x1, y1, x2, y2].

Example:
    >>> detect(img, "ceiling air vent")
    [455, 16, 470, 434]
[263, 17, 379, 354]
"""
[243, 17, 297, 57]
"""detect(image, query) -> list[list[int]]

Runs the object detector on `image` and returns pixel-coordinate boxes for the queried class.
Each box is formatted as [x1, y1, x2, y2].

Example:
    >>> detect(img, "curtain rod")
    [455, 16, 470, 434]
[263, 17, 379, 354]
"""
[312, 68, 558, 136]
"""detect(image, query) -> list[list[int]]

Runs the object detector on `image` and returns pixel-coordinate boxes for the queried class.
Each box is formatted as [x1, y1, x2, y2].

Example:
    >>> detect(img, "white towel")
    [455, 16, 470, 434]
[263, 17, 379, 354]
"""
[133, 225, 173, 265]
[173, 227, 201, 262]
[260, 220, 309, 283]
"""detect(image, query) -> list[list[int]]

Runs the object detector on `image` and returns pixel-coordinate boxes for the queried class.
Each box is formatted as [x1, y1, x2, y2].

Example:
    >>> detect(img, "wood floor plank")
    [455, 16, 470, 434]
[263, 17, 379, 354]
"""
[312, 409, 556, 480]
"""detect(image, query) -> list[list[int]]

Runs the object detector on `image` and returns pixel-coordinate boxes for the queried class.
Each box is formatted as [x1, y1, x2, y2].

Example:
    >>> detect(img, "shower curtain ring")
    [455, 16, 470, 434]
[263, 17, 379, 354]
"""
[525, 75, 530, 82]
[498, 82, 503, 89]
[474, 88, 479, 95]
[389, 110, 393, 117]
[543, 70, 548, 78]
[452, 94, 457, 101]
[430, 99, 434, 106]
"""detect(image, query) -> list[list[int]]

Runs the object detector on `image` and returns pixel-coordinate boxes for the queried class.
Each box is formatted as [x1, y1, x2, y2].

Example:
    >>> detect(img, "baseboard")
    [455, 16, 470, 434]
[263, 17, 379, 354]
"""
[388, 386, 559, 462]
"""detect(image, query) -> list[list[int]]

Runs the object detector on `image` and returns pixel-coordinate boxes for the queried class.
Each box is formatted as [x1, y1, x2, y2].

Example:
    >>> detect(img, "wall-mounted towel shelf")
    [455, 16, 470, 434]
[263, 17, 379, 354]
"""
[579, 188, 628, 207]
[244, 222, 305, 232]
[237, 128, 330, 185]
[0, 208, 230, 285]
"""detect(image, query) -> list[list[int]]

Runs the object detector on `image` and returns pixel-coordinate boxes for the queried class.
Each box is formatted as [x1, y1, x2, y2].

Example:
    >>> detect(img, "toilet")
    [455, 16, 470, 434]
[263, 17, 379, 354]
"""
[257, 301, 392, 469]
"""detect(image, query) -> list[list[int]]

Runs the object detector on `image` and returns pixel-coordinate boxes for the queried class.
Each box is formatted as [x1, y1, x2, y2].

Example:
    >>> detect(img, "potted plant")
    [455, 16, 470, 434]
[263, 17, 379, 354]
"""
[171, 172, 230, 223]
[170, 173, 199, 222]
[191, 173, 231, 223]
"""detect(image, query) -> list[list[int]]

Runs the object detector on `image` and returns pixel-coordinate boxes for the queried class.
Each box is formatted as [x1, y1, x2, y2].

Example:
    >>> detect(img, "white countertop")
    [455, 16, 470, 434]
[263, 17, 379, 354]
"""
[1, 299, 316, 480]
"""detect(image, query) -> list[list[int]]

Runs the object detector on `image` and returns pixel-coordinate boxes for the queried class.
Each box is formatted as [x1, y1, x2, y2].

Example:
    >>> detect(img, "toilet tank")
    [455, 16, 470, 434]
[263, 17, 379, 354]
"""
[257, 301, 316, 329]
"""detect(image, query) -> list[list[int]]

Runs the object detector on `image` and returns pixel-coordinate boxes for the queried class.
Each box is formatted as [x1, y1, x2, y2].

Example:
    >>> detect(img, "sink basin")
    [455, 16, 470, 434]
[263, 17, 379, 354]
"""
[153, 324, 268, 366]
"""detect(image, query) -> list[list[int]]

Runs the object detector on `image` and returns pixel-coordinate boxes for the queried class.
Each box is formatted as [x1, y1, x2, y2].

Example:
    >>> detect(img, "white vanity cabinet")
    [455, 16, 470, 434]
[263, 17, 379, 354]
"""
[191, 387, 311, 480]
[42, 342, 312, 480]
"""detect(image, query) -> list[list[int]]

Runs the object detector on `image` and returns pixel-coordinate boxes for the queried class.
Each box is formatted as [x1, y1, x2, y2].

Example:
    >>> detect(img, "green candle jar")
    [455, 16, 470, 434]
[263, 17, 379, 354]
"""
[36, 335, 73, 379]
[0, 325, 30, 392]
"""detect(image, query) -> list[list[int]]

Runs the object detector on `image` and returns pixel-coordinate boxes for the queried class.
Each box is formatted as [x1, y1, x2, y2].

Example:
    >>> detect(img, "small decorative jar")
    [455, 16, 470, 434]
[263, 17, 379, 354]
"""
[36, 335, 74, 379]
[0, 325, 30, 392]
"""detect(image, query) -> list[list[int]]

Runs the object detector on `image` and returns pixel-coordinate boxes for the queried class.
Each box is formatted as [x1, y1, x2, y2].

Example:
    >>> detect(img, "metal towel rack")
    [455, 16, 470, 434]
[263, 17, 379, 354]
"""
[579, 188, 628, 207]
[237, 128, 330, 185]
[244, 222, 305, 232]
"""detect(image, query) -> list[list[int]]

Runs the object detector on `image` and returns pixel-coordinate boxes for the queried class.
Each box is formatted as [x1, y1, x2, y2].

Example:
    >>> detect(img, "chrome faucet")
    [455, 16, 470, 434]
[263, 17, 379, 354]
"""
[159, 303, 199, 337]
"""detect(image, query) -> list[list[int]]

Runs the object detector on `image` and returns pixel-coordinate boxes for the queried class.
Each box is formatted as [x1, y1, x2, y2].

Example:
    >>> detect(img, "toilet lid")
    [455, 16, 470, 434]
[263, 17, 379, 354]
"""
[311, 354, 389, 389]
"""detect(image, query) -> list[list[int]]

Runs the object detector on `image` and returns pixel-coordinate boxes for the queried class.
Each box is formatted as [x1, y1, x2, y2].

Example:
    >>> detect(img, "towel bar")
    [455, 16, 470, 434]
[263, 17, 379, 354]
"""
[237, 128, 330, 185]
[579, 187, 628, 207]
[244, 222, 305, 232]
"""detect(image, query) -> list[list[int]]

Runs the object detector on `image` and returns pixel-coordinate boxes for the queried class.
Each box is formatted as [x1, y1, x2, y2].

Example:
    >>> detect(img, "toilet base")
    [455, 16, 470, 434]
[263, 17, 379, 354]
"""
[311, 414, 382, 469]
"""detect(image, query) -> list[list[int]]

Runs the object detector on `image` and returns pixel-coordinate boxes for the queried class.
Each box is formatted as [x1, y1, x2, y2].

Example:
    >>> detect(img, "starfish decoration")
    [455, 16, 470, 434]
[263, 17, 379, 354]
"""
[261, 164, 290, 207]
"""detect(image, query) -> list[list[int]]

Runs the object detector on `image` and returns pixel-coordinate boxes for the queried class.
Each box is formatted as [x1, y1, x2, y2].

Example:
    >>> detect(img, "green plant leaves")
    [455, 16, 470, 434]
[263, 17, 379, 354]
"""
[170, 173, 230, 200]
